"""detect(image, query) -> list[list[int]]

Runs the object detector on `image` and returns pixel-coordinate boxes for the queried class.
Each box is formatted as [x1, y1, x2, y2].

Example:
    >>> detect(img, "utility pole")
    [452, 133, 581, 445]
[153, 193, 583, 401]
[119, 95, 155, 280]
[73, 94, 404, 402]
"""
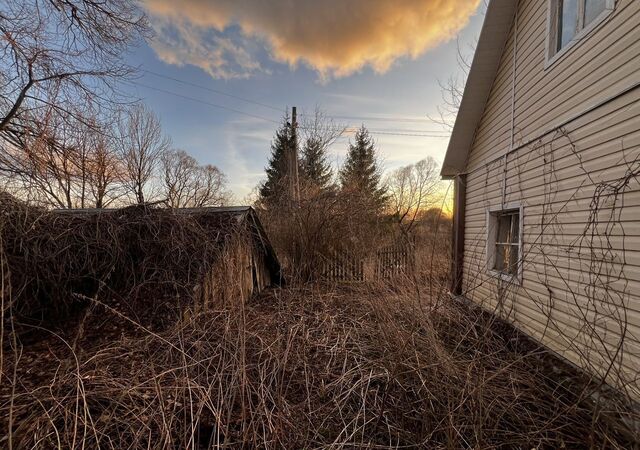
[290, 106, 300, 204]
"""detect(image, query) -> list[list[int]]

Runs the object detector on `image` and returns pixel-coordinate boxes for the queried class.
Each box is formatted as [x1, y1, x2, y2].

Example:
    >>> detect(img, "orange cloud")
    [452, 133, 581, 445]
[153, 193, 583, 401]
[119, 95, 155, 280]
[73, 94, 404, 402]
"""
[144, 0, 481, 80]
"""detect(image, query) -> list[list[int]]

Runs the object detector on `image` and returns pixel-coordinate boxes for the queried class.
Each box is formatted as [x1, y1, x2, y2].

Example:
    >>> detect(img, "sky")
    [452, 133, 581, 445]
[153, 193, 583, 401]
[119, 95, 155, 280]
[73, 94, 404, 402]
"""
[123, 0, 486, 201]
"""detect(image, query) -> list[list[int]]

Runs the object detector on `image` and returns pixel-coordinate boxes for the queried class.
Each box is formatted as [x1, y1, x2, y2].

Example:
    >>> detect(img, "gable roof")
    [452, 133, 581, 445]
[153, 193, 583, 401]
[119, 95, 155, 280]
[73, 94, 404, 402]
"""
[441, 0, 518, 179]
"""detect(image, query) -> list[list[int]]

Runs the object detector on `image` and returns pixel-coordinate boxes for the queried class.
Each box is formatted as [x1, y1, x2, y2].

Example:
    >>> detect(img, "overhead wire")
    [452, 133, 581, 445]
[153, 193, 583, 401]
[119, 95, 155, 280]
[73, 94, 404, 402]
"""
[142, 69, 284, 112]
[126, 80, 280, 124]
[143, 68, 437, 124]
[132, 70, 452, 138]
[300, 113, 433, 125]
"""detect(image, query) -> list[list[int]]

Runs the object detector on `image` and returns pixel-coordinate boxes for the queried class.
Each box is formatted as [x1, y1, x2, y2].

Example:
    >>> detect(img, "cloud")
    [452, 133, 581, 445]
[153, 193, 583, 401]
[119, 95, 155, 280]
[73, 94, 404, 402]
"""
[144, 0, 481, 80]
[148, 18, 263, 79]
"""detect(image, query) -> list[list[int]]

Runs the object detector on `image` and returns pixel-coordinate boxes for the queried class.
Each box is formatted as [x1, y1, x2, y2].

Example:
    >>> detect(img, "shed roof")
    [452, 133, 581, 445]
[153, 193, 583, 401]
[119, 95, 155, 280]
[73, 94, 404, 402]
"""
[56, 205, 283, 285]
[441, 0, 518, 179]
[57, 205, 253, 216]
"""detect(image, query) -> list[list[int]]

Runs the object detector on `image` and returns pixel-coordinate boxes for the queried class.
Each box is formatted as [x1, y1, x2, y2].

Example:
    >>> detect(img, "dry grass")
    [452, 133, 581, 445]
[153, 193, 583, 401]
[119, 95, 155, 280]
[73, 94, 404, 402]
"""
[1, 281, 637, 449]
[0, 197, 637, 448]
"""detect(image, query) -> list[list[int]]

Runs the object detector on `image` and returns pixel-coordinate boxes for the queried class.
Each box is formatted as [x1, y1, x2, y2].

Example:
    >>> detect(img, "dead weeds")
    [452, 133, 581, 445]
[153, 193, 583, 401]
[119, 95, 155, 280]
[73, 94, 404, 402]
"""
[1, 283, 637, 449]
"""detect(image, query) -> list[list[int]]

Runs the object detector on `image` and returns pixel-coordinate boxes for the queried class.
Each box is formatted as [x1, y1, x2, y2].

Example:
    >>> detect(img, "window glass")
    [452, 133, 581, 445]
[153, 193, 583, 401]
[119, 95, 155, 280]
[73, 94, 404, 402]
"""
[496, 214, 512, 244]
[558, 0, 579, 51]
[494, 244, 518, 274]
[584, 0, 607, 25]
[510, 214, 520, 244]
[491, 210, 520, 276]
[495, 244, 507, 272]
[508, 244, 519, 274]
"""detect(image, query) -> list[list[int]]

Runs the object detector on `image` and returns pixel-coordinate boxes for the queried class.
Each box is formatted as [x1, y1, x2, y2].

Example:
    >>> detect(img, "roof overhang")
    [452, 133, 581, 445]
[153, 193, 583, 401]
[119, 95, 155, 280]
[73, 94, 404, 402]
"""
[441, 0, 518, 179]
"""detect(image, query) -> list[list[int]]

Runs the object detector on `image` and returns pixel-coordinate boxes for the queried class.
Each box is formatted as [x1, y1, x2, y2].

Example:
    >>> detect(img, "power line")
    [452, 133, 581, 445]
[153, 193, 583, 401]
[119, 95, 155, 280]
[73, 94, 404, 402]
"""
[343, 126, 449, 135]
[126, 80, 280, 124]
[299, 125, 449, 137]
[140, 68, 441, 127]
[357, 130, 449, 138]
[301, 113, 433, 125]
[128, 80, 450, 138]
[142, 69, 284, 112]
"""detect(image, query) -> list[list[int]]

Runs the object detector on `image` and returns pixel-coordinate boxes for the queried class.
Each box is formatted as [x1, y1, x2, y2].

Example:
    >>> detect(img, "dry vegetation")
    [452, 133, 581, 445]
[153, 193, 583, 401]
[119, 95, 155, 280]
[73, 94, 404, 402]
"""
[0, 197, 637, 449]
[2, 286, 636, 448]
[2, 0, 638, 447]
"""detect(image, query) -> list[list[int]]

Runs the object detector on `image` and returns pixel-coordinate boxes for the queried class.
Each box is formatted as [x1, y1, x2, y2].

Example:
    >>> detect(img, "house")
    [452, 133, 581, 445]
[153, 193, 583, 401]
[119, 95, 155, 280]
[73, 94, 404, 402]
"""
[442, 0, 640, 399]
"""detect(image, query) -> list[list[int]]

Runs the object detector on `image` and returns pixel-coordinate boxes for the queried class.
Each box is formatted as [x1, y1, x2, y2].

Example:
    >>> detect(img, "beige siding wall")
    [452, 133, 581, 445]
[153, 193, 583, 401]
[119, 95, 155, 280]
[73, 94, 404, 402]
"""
[462, 0, 640, 398]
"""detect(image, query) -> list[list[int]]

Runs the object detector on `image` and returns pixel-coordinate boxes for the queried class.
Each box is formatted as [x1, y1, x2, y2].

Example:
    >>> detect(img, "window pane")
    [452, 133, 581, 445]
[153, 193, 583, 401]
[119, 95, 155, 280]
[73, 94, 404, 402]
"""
[558, 0, 579, 51]
[495, 244, 518, 275]
[508, 244, 519, 274]
[494, 244, 507, 272]
[496, 214, 512, 244]
[585, 0, 607, 25]
[510, 213, 520, 244]
[492, 210, 521, 276]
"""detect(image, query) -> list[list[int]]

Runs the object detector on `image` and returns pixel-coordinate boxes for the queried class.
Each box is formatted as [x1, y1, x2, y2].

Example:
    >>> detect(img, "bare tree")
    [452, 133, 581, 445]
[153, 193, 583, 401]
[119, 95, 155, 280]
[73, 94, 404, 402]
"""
[0, 110, 81, 208]
[300, 106, 346, 154]
[199, 164, 229, 207]
[161, 149, 228, 208]
[0, 109, 123, 208]
[428, 38, 475, 131]
[119, 105, 170, 204]
[299, 106, 346, 191]
[0, 0, 147, 207]
[387, 157, 442, 233]
[0, 0, 148, 144]
[85, 122, 123, 208]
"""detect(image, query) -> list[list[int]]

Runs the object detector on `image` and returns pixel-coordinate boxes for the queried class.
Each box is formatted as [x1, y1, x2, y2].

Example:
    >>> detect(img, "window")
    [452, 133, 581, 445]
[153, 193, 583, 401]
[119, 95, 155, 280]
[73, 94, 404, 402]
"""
[549, 0, 613, 59]
[487, 206, 522, 281]
[558, 0, 579, 51]
[584, 0, 608, 24]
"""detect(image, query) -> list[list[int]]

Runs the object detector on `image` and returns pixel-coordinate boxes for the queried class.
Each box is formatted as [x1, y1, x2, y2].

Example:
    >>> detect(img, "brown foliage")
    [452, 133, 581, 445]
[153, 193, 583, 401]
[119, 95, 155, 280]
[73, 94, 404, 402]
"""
[0, 196, 636, 449]
[257, 187, 390, 282]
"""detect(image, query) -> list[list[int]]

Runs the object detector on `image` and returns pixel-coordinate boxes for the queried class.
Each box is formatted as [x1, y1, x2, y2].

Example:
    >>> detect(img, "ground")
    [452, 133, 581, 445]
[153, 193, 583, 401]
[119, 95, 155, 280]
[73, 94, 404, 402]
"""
[1, 283, 636, 449]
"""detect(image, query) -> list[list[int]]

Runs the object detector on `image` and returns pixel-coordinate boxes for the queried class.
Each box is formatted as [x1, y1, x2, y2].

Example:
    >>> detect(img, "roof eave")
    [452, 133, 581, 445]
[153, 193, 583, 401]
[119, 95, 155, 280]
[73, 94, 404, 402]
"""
[440, 0, 518, 178]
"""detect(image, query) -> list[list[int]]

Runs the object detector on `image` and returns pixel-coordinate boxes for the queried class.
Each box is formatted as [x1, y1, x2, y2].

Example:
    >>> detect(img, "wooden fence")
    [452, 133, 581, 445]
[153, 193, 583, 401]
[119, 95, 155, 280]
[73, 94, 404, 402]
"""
[321, 244, 415, 283]
[375, 244, 415, 280]
[321, 252, 366, 282]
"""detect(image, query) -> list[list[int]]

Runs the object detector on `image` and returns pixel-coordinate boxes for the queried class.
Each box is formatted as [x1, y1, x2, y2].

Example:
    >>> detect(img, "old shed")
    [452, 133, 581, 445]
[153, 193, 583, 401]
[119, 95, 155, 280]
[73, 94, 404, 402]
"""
[177, 206, 283, 305]
[53, 205, 282, 308]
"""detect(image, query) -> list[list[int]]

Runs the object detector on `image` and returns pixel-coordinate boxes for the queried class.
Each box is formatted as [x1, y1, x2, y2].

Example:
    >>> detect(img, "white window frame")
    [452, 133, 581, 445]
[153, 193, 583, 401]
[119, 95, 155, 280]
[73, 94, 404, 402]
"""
[486, 203, 523, 284]
[545, 0, 615, 68]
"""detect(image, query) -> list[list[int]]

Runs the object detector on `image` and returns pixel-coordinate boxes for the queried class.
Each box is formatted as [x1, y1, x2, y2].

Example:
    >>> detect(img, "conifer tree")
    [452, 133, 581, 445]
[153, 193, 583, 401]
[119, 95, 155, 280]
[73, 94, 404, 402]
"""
[339, 125, 388, 211]
[259, 116, 297, 203]
[301, 136, 334, 191]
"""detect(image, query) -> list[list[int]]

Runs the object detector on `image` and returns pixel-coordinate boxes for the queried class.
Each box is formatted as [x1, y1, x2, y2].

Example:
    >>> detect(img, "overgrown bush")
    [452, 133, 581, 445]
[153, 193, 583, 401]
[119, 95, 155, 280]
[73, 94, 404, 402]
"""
[256, 186, 392, 282]
[257, 184, 452, 286]
[0, 196, 637, 448]
[0, 194, 236, 328]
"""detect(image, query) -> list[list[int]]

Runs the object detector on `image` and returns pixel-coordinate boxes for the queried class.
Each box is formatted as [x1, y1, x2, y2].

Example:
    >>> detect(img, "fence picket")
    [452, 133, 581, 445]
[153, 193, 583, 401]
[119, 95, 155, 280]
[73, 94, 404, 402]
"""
[322, 243, 414, 283]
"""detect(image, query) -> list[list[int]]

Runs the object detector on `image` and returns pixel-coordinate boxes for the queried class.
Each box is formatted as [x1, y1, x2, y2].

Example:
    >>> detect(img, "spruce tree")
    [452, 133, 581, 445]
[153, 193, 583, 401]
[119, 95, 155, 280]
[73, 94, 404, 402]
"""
[301, 137, 334, 191]
[259, 116, 297, 203]
[340, 125, 388, 211]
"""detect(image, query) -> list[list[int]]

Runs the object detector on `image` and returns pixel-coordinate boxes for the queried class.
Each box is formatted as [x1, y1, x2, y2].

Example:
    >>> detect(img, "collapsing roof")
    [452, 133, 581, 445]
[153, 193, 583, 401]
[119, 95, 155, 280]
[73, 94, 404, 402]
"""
[179, 206, 283, 286]
[441, 0, 518, 179]
[56, 205, 283, 287]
